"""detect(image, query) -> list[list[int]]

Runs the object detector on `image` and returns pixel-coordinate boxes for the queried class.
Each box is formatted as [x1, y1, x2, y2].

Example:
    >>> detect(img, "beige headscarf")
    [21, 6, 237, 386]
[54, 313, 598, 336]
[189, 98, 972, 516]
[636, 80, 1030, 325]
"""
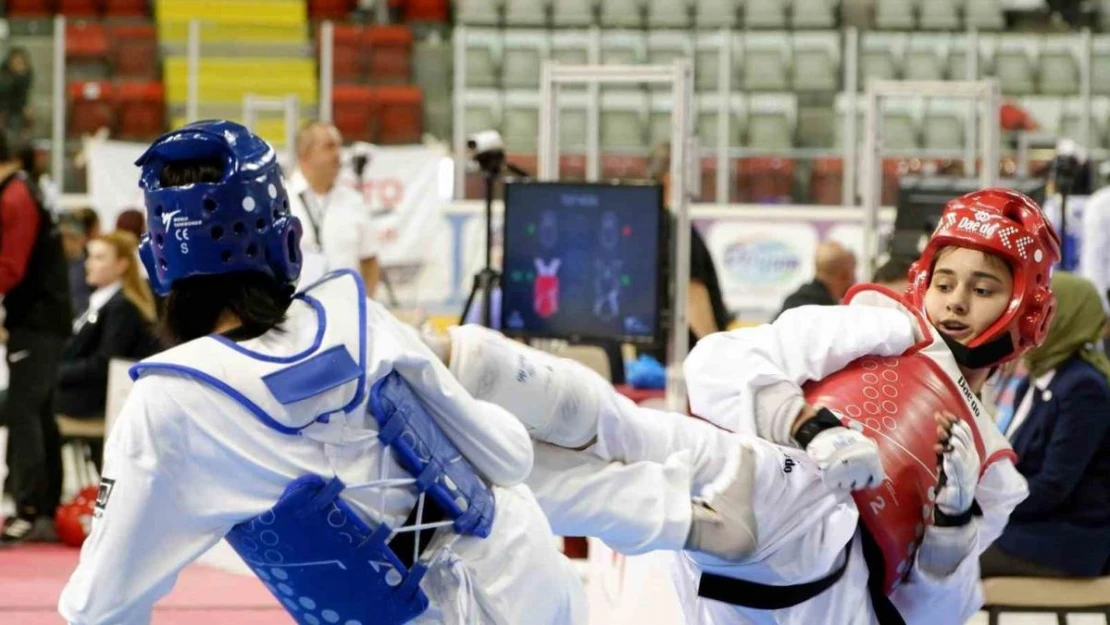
[1024, 272, 1110, 381]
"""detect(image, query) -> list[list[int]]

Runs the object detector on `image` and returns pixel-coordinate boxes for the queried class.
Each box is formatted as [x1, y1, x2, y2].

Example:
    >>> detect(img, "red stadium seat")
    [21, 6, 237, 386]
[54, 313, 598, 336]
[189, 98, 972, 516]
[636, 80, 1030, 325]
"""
[364, 26, 412, 84]
[308, 0, 355, 20]
[558, 154, 587, 181]
[735, 157, 796, 204]
[332, 85, 374, 142]
[116, 81, 165, 140]
[66, 22, 110, 61]
[321, 24, 363, 83]
[110, 24, 158, 79]
[402, 0, 449, 22]
[809, 157, 844, 206]
[601, 154, 648, 180]
[104, 0, 148, 17]
[6, 0, 52, 17]
[68, 80, 115, 137]
[59, 0, 100, 16]
[372, 86, 422, 144]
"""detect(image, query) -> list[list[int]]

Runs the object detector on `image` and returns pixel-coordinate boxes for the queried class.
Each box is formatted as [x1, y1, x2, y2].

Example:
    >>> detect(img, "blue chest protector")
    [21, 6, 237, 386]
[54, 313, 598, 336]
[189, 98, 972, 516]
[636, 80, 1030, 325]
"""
[131, 272, 496, 625]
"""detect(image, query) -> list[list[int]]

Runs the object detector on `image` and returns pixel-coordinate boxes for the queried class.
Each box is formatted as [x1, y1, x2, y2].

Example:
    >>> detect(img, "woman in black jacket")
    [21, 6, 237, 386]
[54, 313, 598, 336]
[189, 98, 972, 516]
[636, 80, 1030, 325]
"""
[55, 230, 161, 418]
[0, 48, 33, 139]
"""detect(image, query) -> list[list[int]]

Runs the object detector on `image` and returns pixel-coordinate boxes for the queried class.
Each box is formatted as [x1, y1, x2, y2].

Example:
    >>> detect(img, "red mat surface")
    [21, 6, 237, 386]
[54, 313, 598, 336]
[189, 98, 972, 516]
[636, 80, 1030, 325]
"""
[0, 544, 292, 624]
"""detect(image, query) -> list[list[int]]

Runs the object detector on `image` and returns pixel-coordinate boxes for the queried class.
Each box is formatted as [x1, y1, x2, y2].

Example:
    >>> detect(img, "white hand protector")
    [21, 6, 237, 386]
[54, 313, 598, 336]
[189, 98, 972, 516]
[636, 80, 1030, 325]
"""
[684, 442, 759, 562]
[935, 420, 980, 516]
[806, 426, 885, 492]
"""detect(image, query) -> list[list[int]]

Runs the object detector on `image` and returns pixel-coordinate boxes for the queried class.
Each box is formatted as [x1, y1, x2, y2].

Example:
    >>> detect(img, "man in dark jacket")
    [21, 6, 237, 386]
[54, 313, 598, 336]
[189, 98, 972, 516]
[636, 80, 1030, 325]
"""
[0, 131, 73, 545]
[773, 240, 856, 321]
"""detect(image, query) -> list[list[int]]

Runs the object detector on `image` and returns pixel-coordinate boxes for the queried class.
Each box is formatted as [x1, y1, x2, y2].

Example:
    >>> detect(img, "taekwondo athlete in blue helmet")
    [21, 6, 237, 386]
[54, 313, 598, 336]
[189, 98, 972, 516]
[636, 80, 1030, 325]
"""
[57, 121, 587, 625]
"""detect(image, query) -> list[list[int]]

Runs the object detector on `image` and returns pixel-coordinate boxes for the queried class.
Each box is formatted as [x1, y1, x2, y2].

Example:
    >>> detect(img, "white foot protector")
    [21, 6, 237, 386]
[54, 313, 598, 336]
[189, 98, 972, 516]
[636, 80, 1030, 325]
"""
[448, 325, 601, 449]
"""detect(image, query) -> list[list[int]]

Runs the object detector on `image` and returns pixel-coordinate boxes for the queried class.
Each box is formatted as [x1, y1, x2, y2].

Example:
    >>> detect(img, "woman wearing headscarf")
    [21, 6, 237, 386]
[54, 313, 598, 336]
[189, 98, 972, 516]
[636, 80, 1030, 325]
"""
[982, 272, 1110, 578]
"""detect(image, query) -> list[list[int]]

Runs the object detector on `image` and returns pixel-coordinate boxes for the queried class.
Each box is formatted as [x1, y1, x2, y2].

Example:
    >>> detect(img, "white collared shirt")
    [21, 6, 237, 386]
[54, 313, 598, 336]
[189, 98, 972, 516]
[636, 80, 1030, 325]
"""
[1005, 369, 1057, 439]
[286, 170, 379, 287]
[74, 281, 122, 333]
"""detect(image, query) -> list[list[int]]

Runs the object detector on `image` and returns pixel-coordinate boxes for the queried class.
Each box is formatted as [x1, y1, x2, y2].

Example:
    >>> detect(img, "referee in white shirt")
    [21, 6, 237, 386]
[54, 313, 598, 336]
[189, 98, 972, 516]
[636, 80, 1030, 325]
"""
[287, 121, 381, 295]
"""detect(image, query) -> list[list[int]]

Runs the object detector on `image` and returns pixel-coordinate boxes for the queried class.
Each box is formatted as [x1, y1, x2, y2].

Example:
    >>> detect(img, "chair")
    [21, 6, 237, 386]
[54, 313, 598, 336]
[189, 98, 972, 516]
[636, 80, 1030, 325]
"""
[600, 0, 645, 28]
[735, 157, 795, 203]
[695, 93, 745, 155]
[364, 25, 413, 84]
[1039, 36, 1081, 96]
[332, 85, 375, 142]
[552, 0, 596, 26]
[59, 0, 101, 17]
[308, 0, 355, 20]
[982, 576, 1110, 625]
[918, 0, 960, 30]
[792, 32, 840, 94]
[993, 35, 1038, 96]
[860, 33, 905, 86]
[502, 90, 539, 152]
[504, 0, 548, 26]
[921, 99, 967, 151]
[647, 0, 691, 27]
[501, 30, 546, 90]
[742, 32, 790, 92]
[744, 0, 788, 29]
[5, 0, 52, 17]
[1092, 37, 1110, 96]
[403, 0, 450, 22]
[746, 93, 796, 151]
[646, 31, 693, 92]
[463, 89, 503, 143]
[558, 91, 589, 152]
[599, 90, 648, 151]
[326, 24, 365, 83]
[1061, 96, 1108, 148]
[904, 34, 949, 82]
[1018, 96, 1064, 137]
[694, 32, 737, 94]
[66, 22, 110, 62]
[57, 416, 106, 486]
[695, 0, 738, 27]
[68, 80, 115, 137]
[601, 30, 646, 66]
[874, 0, 916, 30]
[790, 0, 837, 28]
[464, 29, 501, 88]
[372, 86, 423, 145]
[552, 29, 590, 67]
[116, 81, 165, 140]
[110, 23, 159, 80]
[965, 0, 1005, 30]
[457, 0, 502, 24]
[880, 98, 923, 151]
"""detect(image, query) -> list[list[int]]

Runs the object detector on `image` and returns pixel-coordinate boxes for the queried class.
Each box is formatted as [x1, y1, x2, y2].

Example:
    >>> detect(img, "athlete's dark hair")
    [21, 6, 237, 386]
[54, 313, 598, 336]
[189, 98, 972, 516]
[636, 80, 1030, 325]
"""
[159, 159, 293, 345]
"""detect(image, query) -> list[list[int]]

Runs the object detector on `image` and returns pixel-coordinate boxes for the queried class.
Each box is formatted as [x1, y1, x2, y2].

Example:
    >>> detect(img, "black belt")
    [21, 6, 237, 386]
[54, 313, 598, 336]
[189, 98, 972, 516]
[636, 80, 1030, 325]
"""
[697, 527, 907, 625]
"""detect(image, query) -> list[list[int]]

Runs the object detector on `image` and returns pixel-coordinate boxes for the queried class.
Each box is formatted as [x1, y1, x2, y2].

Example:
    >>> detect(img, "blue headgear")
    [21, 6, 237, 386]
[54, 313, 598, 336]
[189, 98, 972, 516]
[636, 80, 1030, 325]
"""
[135, 120, 303, 296]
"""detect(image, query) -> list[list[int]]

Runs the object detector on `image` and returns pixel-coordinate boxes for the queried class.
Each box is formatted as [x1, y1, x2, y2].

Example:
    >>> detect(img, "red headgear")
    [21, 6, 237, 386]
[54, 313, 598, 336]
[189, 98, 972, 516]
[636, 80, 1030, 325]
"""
[906, 188, 1061, 366]
[55, 485, 99, 548]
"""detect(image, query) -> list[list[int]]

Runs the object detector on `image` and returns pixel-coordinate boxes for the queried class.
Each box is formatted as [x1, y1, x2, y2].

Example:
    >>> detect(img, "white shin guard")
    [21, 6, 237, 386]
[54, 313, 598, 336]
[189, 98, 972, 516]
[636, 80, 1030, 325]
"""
[447, 325, 602, 449]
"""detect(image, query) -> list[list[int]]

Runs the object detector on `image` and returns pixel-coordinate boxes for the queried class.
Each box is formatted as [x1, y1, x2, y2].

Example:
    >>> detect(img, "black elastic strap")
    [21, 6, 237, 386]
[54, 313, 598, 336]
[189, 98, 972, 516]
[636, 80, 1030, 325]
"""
[859, 523, 907, 625]
[696, 535, 852, 609]
[793, 407, 843, 449]
[298, 190, 326, 252]
[939, 331, 1014, 370]
[391, 495, 449, 570]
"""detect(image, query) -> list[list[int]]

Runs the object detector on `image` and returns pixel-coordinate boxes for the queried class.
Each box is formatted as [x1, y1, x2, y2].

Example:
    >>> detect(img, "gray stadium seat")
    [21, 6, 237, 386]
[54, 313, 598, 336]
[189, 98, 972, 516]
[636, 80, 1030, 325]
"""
[874, 0, 916, 30]
[552, 0, 596, 26]
[504, 0, 548, 26]
[747, 94, 796, 150]
[1093, 39, 1110, 96]
[696, 94, 745, 151]
[1018, 96, 1063, 137]
[552, 30, 590, 67]
[993, 36, 1037, 95]
[922, 100, 967, 151]
[502, 91, 540, 151]
[600, 0, 646, 28]
[1039, 37, 1080, 96]
[743, 32, 790, 92]
[559, 92, 590, 151]
[694, 32, 738, 93]
[648, 0, 692, 27]
[744, 0, 789, 29]
[600, 90, 648, 150]
[458, 0, 502, 25]
[791, 0, 837, 29]
[601, 31, 646, 66]
[904, 34, 948, 82]
[965, 0, 1005, 30]
[464, 90, 502, 138]
[464, 30, 501, 88]
[695, 0, 738, 27]
[881, 99, 922, 151]
[501, 31, 545, 89]
[792, 32, 840, 93]
[918, 0, 960, 31]
[860, 33, 904, 87]
[647, 31, 694, 92]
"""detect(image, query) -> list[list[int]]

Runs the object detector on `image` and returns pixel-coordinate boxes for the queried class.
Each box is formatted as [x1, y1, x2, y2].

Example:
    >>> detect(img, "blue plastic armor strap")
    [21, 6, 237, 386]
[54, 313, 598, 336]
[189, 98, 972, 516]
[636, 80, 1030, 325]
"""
[262, 345, 362, 406]
[225, 474, 429, 625]
[369, 371, 497, 539]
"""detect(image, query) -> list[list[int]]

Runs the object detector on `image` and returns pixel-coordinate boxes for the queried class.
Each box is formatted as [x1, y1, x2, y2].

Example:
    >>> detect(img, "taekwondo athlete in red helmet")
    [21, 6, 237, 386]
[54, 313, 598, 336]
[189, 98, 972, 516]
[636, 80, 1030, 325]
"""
[57, 121, 586, 625]
[431, 188, 1058, 625]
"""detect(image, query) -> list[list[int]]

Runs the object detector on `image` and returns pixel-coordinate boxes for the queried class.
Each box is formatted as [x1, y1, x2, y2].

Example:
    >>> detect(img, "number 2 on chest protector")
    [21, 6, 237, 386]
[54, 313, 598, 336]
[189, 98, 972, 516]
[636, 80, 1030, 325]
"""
[869, 495, 886, 515]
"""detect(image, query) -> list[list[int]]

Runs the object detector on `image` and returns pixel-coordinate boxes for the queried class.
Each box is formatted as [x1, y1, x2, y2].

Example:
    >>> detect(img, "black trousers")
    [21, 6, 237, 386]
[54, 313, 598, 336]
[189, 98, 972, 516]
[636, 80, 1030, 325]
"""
[1, 328, 66, 518]
[980, 543, 1072, 578]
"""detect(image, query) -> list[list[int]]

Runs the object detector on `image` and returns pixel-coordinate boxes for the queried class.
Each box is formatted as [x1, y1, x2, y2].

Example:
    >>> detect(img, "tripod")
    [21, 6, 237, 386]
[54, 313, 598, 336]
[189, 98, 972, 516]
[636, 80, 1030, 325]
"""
[1053, 153, 1079, 271]
[460, 151, 529, 328]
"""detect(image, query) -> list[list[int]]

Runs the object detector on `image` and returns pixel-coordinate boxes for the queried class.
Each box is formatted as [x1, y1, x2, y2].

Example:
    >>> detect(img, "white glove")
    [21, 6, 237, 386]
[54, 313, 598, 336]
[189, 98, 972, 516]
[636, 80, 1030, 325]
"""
[934, 419, 979, 516]
[806, 426, 885, 492]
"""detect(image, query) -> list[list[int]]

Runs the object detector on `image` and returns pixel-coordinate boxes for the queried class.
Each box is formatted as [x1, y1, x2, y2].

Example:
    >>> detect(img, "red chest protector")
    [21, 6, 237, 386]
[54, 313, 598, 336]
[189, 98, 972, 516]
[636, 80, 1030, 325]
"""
[801, 286, 1015, 594]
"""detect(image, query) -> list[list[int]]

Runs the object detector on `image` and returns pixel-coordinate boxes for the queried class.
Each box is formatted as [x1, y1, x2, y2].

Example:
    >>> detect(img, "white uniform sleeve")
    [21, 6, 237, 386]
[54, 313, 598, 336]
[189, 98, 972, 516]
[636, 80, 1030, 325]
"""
[685, 304, 916, 437]
[889, 525, 983, 625]
[57, 381, 254, 625]
[357, 207, 379, 260]
[374, 305, 534, 487]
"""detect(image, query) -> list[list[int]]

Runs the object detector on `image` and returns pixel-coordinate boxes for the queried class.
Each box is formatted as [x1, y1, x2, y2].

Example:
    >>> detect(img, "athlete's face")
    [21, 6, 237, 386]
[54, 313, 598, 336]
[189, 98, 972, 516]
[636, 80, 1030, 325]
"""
[85, 239, 128, 288]
[924, 247, 1013, 345]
